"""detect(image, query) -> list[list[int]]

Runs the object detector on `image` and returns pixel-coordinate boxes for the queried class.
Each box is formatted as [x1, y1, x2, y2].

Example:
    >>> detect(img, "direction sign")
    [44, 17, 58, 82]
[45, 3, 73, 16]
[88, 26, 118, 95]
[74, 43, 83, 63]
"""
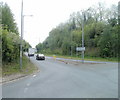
[76, 47, 85, 51]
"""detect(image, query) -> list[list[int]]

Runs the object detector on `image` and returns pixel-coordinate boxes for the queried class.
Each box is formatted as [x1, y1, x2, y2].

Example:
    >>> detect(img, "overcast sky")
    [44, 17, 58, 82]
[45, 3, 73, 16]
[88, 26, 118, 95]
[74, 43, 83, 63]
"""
[2, 0, 119, 48]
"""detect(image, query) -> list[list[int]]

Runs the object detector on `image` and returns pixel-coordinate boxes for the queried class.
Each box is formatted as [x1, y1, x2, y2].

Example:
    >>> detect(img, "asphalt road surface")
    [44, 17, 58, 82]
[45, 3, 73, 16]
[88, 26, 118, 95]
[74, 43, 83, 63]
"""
[2, 56, 118, 98]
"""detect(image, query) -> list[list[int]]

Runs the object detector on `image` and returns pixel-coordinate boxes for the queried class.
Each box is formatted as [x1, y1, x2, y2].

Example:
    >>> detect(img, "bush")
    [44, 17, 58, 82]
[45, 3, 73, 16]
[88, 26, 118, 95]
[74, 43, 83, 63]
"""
[2, 29, 20, 63]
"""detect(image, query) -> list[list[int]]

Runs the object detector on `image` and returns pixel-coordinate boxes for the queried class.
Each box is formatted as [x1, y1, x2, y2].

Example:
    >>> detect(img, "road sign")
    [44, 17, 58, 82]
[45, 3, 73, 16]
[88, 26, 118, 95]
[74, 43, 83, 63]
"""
[76, 47, 85, 51]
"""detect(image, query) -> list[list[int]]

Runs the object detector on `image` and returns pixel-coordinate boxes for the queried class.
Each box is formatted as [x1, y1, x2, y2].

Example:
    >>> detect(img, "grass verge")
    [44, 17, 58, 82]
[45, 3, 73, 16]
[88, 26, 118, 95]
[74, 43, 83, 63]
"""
[2, 55, 38, 77]
[45, 54, 118, 62]
[0, 67, 2, 77]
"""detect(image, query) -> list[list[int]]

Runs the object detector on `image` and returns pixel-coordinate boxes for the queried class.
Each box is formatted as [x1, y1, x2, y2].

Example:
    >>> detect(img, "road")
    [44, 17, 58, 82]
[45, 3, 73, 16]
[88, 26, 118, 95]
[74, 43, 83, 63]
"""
[2, 55, 118, 98]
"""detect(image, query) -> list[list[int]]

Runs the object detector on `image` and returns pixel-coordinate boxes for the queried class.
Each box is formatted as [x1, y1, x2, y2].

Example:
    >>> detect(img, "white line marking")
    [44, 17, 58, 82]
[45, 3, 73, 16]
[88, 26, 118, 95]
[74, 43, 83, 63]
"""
[33, 74, 36, 77]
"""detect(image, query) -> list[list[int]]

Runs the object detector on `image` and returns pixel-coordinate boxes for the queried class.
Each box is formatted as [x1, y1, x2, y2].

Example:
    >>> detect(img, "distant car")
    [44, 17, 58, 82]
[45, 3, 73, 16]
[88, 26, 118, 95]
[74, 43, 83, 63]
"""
[36, 54, 45, 60]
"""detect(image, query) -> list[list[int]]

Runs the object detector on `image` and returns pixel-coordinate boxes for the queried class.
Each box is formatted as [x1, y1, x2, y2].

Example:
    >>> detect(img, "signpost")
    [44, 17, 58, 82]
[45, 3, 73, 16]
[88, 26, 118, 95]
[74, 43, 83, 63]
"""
[76, 47, 85, 63]
[76, 47, 85, 51]
[76, 12, 85, 63]
[81, 12, 84, 63]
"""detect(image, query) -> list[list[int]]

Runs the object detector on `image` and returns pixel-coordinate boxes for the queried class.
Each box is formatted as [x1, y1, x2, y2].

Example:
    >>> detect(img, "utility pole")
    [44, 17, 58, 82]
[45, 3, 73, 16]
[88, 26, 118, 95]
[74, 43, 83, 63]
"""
[118, 1, 120, 25]
[20, 0, 33, 69]
[71, 32, 72, 56]
[82, 12, 84, 63]
[118, 2, 120, 99]
[20, 0, 23, 70]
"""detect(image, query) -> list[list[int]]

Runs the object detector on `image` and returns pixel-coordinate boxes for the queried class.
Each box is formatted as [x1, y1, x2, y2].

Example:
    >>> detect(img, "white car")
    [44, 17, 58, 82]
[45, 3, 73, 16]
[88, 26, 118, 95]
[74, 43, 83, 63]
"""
[36, 54, 45, 60]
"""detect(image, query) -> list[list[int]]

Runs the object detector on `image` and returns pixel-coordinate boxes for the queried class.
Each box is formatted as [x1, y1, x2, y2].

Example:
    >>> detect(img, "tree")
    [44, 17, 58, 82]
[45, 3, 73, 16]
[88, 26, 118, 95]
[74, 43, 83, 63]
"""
[36, 3, 118, 58]
[2, 29, 20, 62]
[1, 2, 31, 63]
[98, 25, 118, 57]
[1, 3, 18, 34]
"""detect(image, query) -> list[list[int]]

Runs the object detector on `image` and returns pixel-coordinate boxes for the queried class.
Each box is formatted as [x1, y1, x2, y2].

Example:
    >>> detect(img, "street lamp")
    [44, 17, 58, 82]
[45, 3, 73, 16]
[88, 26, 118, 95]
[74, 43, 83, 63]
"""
[20, 0, 23, 70]
[20, 0, 33, 70]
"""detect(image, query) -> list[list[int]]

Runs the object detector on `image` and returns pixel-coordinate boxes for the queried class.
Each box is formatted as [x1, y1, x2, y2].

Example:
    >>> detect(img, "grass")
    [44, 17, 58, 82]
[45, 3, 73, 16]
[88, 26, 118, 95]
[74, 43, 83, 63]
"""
[44, 54, 118, 62]
[2, 55, 38, 76]
[0, 67, 2, 77]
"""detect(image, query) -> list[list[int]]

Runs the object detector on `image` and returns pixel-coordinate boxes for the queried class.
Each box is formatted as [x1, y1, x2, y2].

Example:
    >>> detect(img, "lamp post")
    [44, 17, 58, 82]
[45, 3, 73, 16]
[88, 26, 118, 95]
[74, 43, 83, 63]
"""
[20, 0, 33, 70]
[118, 1, 120, 25]
[71, 32, 72, 56]
[20, 0, 23, 70]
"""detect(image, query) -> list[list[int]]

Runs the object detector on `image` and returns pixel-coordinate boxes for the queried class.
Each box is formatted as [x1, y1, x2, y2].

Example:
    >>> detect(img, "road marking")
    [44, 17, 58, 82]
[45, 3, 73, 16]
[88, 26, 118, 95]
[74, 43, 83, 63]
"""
[33, 74, 36, 77]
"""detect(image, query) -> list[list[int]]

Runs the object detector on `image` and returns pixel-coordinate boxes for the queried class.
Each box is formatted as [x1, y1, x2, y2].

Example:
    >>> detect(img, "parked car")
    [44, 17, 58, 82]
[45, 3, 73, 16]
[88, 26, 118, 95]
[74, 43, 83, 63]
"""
[36, 54, 45, 60]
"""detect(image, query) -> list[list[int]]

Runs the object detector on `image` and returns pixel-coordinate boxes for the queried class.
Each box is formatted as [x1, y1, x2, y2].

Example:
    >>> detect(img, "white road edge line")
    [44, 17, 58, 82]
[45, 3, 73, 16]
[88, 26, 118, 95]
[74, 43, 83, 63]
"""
[33, 75, 36, 77]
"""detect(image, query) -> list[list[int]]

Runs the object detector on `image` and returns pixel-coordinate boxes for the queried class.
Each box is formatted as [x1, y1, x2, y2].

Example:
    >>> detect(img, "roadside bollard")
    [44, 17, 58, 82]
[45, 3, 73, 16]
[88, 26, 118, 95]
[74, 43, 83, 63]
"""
[53, 55, 56, 60]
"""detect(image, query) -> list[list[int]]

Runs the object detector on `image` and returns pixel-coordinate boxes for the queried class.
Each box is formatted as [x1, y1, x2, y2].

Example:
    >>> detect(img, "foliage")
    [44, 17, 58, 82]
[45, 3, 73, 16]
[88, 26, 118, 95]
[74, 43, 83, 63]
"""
[1, 2, 18, 34]
[1, 2, 31, 64]
[36, 3, 118, 58]
[2, 29, 20, 62]
[98, 25, 118, 57]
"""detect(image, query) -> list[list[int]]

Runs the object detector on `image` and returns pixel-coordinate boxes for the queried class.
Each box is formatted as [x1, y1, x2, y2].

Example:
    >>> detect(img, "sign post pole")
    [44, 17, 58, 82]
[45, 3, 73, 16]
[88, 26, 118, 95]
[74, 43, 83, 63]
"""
[82, 12, 84, 63]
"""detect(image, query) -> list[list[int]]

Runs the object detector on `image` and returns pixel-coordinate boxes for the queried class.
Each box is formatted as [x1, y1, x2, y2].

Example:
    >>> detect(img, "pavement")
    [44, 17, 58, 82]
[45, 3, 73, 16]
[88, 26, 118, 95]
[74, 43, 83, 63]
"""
[2, 55, 118, 98]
